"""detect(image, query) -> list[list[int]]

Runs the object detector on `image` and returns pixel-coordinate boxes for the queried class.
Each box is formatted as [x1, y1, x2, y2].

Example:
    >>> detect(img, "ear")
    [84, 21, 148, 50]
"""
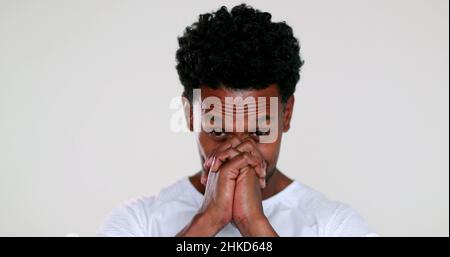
[282, 95, 295, 132]
[182, 93, 193, 132]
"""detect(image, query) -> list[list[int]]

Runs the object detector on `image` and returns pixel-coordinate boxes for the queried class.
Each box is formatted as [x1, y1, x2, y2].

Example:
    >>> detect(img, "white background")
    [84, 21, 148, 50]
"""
[0, 0, 448, 236]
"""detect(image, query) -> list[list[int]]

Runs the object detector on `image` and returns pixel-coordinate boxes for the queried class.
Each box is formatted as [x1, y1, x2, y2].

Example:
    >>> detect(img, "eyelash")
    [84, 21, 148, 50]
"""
[208, 130, 270, 138]
[209, 131, 227, 138]
[254, 130, 270, 136]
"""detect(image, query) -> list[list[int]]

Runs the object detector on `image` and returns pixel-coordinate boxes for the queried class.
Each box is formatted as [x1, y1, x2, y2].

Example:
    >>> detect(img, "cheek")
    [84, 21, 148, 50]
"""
[257, 142, 280, 168]
[197, 132, 218, 160]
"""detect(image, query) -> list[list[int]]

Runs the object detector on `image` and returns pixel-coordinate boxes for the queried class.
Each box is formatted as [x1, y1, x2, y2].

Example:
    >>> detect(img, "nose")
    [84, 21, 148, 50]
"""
[233, 132, 252, 141]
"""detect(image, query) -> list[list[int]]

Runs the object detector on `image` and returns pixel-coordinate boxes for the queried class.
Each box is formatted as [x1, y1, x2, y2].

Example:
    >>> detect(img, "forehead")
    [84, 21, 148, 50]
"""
[197, 84, 281, 118]
[199, 84, 280, 100]
[194, 84, 281, 130]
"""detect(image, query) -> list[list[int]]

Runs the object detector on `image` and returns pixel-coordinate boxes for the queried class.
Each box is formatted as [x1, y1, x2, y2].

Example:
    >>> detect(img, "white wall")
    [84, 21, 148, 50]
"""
[0, 0, 448, 236]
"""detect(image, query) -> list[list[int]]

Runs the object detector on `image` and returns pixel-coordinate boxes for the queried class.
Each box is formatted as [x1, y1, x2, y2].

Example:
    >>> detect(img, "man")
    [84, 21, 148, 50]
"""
[97, 3, 376, 237]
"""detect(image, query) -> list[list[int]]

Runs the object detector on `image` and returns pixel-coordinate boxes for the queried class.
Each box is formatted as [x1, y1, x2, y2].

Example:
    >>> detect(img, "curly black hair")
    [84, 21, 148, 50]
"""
[175, 3, 304, 103]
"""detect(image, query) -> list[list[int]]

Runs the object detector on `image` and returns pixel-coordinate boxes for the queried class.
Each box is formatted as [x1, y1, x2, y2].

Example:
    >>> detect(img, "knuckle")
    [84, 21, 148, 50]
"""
[242, 152, 252, 161]
[243, 138, 256, 146]
[216, 151, 226, 160]
[240, 140, 252, 148]
[230, 136, 241, 146]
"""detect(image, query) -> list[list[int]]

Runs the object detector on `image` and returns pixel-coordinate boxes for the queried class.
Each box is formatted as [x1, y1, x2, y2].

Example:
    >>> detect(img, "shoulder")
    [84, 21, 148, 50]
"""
[96, 177, 198, 237]
[285, 181, 377, 236]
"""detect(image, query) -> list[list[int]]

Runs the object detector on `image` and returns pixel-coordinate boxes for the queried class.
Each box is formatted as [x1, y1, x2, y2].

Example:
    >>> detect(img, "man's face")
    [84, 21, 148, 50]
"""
[189, 84, 294, 180]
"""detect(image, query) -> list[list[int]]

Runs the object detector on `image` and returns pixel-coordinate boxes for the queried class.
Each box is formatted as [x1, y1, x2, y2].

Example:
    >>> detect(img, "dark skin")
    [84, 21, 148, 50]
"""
[177, 84, 295, 237]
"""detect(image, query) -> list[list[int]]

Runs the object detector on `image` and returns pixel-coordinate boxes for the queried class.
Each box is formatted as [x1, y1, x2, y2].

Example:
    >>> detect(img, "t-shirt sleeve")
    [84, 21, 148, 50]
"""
[96, 197, 152, 237]
[325, 204, 378, 237]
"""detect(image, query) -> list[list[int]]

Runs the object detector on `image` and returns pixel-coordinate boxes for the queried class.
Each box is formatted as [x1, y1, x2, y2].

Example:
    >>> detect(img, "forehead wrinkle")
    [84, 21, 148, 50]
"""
[205, 107, 265, 118]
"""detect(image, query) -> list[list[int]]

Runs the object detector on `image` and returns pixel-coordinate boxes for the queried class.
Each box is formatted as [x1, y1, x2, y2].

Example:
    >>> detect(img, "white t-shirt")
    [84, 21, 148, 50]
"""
[97, 177, 377, 237]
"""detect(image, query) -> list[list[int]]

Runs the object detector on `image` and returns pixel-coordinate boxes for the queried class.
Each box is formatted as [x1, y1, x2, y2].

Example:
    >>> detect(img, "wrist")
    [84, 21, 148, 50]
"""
[198, 208, 229, 233]
[176, 210, 228, 237]
[234, 214, 278, 237]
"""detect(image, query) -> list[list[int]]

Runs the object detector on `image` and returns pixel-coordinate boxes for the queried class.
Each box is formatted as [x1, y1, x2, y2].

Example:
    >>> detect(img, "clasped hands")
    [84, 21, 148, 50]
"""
[198, 135, 277, 237]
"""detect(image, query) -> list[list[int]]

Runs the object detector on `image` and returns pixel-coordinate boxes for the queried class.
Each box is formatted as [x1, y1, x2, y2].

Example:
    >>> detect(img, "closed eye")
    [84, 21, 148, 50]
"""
[253, 129, 270, 136]
[209, 130, 227, 138]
